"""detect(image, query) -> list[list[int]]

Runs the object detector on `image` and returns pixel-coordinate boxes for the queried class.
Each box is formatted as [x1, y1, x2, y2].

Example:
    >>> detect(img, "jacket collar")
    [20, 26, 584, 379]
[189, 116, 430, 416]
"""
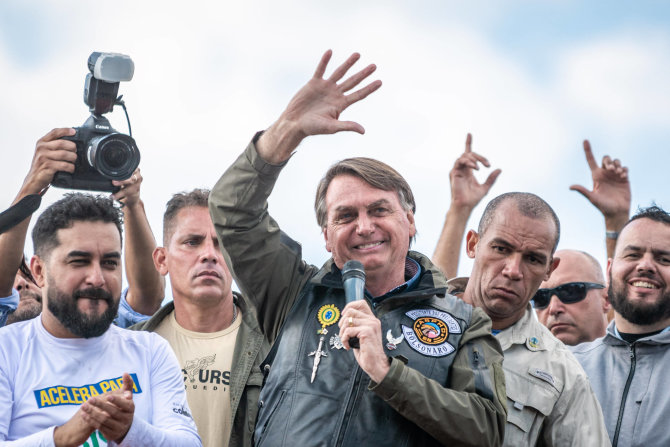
[496, 304, 550, 352]
[309, 251, 447, 308]
[603, 319, 670, 346]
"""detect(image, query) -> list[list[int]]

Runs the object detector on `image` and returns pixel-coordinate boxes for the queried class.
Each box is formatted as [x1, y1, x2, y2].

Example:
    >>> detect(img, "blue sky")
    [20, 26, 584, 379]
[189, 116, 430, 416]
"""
[1, 1, 669, 300]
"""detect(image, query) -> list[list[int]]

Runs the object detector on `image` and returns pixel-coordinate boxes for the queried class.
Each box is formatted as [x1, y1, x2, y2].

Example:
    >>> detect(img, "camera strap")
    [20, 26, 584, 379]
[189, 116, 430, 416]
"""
[0, 194, 42, 234]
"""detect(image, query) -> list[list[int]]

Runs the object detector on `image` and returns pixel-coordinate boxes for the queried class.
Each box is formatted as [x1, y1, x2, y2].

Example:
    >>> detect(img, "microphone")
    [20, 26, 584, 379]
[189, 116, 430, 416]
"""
[342, 260, 365, 304]
[342, 260, 365, 348]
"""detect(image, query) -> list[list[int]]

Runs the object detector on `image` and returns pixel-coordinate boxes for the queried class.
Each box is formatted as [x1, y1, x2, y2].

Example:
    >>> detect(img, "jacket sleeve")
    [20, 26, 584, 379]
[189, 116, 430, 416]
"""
[542, 362, 610, 446]
[209, 136, 317, 341]
[370, 306, 507, 446]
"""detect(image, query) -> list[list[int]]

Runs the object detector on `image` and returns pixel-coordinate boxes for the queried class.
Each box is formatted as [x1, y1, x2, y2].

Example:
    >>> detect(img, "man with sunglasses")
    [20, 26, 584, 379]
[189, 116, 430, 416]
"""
[534, 249, 610, 345]
[572, 206, 670, 447]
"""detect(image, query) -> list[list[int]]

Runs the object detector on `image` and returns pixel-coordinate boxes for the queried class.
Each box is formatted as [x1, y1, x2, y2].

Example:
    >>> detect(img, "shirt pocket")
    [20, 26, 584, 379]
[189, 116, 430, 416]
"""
[503, 367, 560, 445]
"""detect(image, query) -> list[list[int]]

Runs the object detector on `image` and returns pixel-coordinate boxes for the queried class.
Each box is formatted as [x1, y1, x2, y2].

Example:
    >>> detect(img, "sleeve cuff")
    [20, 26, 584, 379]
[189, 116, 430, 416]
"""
[0, 288, 20, 309]
[114, 288, 151, 329]
[368, 357, 406, 400]
[246, 133, 290, 176]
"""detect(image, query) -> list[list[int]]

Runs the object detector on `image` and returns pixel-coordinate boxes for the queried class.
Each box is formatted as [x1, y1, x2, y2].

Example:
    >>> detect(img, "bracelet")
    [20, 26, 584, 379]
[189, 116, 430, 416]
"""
[606, 230, 619, 240]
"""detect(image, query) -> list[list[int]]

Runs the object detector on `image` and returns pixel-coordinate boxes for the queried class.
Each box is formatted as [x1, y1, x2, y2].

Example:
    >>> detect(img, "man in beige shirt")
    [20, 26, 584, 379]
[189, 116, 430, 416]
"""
[132, 189, 268, 447]
[438, 192, 610, 446]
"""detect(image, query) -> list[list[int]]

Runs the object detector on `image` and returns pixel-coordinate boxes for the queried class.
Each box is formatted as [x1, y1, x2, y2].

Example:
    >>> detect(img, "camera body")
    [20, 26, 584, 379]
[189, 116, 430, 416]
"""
[52, 52, 140, 192]
[53, 115, 140, 191]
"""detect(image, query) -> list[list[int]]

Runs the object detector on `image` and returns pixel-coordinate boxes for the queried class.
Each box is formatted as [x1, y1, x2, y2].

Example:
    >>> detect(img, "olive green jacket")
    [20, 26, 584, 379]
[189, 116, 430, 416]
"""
[208, 138, 508, 446]
[130, 293, 269, 447]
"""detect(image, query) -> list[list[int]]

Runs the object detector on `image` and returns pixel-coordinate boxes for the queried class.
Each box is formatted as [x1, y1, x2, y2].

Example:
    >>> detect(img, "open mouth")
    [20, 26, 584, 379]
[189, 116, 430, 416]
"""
[630, 280, 659, 289]
[354, 241, 384, 250]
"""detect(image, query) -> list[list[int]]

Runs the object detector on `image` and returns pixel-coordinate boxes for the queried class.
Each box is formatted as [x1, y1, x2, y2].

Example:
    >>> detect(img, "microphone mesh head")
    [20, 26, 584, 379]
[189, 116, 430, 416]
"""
[342, 260, 365, 281]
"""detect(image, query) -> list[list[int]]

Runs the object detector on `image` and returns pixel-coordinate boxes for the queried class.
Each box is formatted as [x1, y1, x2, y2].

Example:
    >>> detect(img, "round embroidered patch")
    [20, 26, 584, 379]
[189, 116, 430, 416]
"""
[413, 317, 449, 345]
[317, 304, 340, 327]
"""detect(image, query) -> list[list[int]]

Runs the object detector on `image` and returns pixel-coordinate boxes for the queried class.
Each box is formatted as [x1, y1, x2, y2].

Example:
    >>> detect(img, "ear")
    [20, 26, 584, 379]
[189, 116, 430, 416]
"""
[407, 211, 416, 239]
[606, 258, 613, 284]
[465, 230, 479, 259]
[544, 256, 560, 281]
[30, 255, 47, 288]
[323, 227, 332, 253]
[600, 287, 611, 313]
[153, 247, 169, 276]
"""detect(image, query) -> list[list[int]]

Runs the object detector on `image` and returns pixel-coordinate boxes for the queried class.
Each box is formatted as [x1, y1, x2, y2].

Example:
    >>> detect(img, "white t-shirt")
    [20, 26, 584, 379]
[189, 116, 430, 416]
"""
[0, 317, 202, 446]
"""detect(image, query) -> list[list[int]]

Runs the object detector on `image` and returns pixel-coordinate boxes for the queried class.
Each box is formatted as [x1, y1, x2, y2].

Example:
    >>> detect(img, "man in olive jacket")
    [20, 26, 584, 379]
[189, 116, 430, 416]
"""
[209, 50, 506, 446]
[132, 190, 269, 447]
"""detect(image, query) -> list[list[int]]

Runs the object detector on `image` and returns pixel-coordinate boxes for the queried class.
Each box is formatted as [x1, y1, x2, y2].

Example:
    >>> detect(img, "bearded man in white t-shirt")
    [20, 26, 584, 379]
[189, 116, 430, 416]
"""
[0, 193, 201, 447]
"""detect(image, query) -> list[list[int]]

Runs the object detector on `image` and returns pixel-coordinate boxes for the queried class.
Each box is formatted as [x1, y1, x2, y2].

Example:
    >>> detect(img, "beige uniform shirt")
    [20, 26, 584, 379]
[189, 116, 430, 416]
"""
[498, 305, 610, 446]
[155, 310, 241, 447]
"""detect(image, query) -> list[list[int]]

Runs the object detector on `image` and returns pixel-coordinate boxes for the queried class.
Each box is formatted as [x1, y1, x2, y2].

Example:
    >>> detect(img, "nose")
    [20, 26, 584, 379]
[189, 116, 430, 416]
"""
[546, 295, 565, 316]
[199, 237, 221, 263]
[502, 254, 523, 280]
[14, 274, 30, 291]
[85, 264, 106, 288]
[356, 213, 375, 236]
[636, 253, 657, 274]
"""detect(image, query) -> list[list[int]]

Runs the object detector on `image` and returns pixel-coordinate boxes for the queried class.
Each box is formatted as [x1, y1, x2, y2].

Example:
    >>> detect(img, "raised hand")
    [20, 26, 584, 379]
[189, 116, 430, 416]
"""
[20, 128, 77, 198]
[112, 167, 142, 207]
[449, 133, 501, 210]
[570, 140, 631, 227]
[257, 50, 382, 164]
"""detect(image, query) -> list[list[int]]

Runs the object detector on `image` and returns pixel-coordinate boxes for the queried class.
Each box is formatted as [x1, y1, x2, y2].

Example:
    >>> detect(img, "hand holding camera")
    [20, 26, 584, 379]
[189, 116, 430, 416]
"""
[20, 128, 77, 197]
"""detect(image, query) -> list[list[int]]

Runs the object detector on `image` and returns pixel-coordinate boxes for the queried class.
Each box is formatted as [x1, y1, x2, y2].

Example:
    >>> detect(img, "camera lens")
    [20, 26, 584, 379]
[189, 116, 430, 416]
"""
[87, 133, 140, 180]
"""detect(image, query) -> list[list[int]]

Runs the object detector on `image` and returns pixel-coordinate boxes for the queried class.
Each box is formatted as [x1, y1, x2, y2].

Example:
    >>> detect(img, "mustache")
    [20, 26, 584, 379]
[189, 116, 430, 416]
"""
[73, 287, 113, 303]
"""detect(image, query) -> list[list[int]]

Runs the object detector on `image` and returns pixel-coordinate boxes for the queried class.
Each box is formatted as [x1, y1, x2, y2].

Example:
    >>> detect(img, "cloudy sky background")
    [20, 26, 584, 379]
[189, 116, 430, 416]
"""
[2, 1, 669, 301]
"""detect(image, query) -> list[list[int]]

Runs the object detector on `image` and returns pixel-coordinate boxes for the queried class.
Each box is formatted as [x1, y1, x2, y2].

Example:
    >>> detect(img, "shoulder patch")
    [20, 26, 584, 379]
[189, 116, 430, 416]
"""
[401, 309, 462, 357]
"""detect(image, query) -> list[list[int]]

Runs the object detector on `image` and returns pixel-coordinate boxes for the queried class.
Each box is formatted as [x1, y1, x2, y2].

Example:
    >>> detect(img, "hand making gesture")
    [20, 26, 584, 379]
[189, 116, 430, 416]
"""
[257, 50, 382, 164]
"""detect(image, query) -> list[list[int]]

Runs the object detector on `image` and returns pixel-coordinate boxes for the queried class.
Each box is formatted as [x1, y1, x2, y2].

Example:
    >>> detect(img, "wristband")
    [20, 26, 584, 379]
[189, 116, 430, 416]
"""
[606, 230, 619, 240]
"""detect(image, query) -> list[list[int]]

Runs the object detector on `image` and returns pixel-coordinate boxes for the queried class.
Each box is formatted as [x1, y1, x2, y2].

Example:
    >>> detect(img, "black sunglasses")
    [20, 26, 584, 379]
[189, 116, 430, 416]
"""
[532, 282, 605, 309]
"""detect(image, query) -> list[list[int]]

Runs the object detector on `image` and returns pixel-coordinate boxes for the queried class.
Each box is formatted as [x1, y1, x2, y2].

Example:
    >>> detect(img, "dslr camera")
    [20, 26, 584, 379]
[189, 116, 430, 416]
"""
[52, 52, 141, 192]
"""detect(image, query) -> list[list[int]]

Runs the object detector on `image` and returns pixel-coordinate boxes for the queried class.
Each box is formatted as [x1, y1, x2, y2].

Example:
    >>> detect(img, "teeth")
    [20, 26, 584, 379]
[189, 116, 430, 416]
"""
[356, 242, 382, 249]
[632, 281, 658, 289]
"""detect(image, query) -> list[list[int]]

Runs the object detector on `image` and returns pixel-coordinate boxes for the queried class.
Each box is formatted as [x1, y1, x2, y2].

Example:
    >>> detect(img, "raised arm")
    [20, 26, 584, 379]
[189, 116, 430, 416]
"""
[570, 140, 630, 259]
[112, 168, 164, 316]
[0, 128, 76, 298]
[432, 134, 500, 278]
[210, 51, 381, 339]
[256, 50, 382, 164]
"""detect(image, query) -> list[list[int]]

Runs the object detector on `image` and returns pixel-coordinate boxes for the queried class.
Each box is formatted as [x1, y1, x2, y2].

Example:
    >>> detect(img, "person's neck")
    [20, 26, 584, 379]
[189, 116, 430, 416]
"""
[41, 312, 81, 338]
[173, 292, 237, 333]
[365, 270, 406, 298]
[614, 312, 670, 335]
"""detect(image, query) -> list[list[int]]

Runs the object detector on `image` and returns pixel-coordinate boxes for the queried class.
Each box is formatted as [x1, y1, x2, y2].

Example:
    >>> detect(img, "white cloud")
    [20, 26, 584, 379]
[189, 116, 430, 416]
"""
[1, 1, 669, 298]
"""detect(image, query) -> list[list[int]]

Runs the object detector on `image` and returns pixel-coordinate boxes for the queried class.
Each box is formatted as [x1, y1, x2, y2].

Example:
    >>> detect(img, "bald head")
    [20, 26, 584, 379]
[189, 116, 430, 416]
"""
[536, 249, 609, 345]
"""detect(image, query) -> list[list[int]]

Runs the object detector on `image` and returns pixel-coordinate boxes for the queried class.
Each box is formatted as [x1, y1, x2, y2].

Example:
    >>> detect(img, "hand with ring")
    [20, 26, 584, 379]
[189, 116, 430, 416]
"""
[112, 168, 143, 207]
[338, 300, 390, 383]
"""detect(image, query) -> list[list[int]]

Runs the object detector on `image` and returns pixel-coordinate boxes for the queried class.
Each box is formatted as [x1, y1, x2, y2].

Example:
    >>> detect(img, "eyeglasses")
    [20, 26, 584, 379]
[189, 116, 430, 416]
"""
[532, 282, 605, 309]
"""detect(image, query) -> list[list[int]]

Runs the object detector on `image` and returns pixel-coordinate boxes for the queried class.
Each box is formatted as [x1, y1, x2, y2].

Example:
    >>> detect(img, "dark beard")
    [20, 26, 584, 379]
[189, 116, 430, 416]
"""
[47, 286, 119, 338]
[5, 300, 42, 325]
[608, 271, 670, 326]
